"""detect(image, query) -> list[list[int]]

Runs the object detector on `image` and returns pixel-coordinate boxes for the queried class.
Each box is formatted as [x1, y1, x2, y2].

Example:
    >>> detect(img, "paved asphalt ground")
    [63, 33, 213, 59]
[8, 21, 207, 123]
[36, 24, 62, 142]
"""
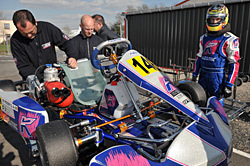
[0, 54, 249, 166]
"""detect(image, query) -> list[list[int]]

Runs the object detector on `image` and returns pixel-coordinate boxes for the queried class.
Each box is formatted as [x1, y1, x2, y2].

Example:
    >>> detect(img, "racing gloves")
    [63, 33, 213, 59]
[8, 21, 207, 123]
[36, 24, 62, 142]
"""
[224, 86, 232, 98]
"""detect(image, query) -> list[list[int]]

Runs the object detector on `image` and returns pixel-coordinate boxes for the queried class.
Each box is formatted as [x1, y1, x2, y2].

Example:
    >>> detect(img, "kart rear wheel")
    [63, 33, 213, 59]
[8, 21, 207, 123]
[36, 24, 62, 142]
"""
[240, 75, 249, 83]
[0, 80, 16, 91]
[177, 81, 206, 107]
[45, 107, 60, 121]
[36, 120, 78, 166]
[236, 77, 243, 86]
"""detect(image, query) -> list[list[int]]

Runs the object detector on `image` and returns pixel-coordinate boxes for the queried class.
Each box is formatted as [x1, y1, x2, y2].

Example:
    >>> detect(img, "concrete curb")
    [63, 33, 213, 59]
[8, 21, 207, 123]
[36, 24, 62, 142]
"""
[233, 148, 250, 158]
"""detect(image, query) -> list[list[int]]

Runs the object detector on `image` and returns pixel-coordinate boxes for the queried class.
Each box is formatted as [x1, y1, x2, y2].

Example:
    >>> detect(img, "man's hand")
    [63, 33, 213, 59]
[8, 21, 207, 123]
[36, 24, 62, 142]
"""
[224, 86, 232, 98]
[68, 57, 78, 68]
[192, 76, 197, 82]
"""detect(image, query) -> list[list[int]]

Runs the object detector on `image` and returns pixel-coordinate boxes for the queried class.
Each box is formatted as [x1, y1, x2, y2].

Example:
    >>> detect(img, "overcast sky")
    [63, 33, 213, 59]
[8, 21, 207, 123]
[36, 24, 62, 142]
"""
[0, 0, 184, 30]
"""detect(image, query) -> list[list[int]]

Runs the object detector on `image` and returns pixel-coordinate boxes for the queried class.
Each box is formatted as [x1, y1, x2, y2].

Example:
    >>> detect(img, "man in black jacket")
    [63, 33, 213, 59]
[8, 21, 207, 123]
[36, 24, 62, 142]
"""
[11, 9, 77, 80]
[92, 14, 127, 54]
[71, 15, 104, 60]
[92, 14, 120, 41]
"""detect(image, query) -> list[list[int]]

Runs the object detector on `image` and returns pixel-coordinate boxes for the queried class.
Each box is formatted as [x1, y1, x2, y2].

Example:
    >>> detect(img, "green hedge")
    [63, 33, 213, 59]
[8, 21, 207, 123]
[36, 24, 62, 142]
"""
[0, 43, 11, 54]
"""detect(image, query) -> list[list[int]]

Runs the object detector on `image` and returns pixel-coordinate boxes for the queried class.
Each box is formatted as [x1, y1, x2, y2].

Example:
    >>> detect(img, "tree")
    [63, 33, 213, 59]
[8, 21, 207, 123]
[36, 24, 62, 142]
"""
[62, 26, 73, 37]
[137, 4, 149, 11]
[110, 13, 124, 37]
[126, 5, 137, 12]
[111, 22, 122, 37]
[110, 3, 167, 37]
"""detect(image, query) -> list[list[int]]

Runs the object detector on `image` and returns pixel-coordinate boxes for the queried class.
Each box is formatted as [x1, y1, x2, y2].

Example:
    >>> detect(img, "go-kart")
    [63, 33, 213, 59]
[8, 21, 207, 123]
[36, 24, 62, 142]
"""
[0, 38, 232, 166]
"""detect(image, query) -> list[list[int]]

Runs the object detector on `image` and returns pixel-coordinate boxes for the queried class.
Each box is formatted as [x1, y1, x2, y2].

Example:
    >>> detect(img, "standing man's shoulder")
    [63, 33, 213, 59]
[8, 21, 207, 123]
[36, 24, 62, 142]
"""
[92, 34, 104, 42]
[224, 32, 238, 40]
[71, 33, 82, 41]
[201, 33, 209, 38]
[70, 34, 83, 50]
[37, 21, 71, 43]
[11, 29, 21, 41]
[11, 28, 29, 45]
[37, 21, 61, 33]
[198, 33, 207, 41]
[37, 21, 56, 28]
[102, 24, 113, 33]
[224, 32, 239, 51]
[99, 24, 119, 40]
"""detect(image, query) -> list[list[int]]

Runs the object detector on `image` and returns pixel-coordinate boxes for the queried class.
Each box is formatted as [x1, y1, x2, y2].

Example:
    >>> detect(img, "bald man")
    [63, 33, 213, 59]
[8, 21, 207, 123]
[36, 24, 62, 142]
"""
[71, 15, 104, 60]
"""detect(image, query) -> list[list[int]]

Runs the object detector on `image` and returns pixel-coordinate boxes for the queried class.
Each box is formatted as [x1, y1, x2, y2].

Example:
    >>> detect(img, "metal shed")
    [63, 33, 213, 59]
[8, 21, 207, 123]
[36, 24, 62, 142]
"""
[124, 0, 250, 76]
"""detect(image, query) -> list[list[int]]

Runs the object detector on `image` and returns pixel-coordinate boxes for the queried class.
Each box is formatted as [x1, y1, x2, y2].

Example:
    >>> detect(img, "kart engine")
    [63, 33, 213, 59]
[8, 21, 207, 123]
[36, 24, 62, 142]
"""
[26, 66, 73, 107]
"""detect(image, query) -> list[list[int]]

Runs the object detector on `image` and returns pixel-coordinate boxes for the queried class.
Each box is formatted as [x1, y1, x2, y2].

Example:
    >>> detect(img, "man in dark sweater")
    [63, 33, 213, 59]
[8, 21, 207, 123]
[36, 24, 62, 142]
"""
[71, 15, 104, 60]
[92, 14, 120, 41]
[92, 14, 127, 54]
[11, 9, 77, 80]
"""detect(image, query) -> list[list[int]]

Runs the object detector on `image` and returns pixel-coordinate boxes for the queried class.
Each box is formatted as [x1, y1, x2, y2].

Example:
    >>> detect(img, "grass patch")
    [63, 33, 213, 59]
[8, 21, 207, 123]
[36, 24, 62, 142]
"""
[0, 43, 11, 54]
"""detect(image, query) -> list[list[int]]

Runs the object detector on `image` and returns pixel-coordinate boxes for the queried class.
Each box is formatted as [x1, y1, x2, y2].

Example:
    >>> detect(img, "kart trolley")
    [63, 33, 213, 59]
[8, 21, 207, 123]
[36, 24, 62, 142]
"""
[223, 78, 248, 121]
[158, 58, 193, 86]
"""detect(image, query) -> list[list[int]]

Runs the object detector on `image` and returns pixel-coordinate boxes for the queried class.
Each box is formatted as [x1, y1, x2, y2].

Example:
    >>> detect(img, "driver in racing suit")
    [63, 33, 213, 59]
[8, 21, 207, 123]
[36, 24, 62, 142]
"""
[192, 4, 240, 100]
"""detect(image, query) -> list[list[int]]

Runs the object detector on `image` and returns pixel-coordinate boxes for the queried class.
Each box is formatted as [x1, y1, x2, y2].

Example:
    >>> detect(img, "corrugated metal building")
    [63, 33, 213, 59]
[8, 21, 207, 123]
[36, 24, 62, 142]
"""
[124, 0, 250, 75]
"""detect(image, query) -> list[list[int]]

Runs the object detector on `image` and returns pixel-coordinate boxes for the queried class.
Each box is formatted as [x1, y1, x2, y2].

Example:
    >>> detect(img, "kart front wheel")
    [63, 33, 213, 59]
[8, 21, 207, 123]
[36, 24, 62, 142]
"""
[36, 120, 78, 166]
[177, 81, 207, 107]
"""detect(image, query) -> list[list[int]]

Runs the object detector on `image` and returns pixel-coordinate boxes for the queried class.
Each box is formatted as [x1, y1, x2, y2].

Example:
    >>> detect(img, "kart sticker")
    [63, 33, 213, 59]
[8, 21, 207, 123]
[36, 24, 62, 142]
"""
[127, 55, 158, 77]
[118, 50, 210, 126]
[90, 145, 151, 166]
[159, 76, 176, 94]
[18, 108, 43, 139]
[1, 99, 17, 119]
[159, 76, 190, 105]
[170, 90, 184, 99]
[20, 116, 36, 137]
[99, 89, 118, 118]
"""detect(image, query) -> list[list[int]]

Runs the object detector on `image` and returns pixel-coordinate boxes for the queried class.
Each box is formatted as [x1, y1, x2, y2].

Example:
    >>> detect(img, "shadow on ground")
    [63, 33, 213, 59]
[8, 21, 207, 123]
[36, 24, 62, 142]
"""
[0, 121, 38, 166]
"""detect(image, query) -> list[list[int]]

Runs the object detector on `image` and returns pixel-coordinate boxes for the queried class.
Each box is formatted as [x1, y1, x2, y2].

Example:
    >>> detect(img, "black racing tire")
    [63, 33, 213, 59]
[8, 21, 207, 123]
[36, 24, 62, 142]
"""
[177, 81, 207, 107]
[0, 80, 16, 91]
[36, 120, 78, 166]
[240, 75, 249, 83]
[45, 107, 60, 121]
[236, 77, 243, 87]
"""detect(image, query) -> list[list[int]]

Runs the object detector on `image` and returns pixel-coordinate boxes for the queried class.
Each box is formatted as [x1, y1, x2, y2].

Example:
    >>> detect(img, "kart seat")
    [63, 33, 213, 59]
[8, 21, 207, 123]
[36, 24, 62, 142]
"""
[60, 59, 107, 106]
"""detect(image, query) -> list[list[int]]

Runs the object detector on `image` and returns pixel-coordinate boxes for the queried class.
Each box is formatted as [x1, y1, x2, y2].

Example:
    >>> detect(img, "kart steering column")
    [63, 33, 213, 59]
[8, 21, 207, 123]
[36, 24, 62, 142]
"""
[121, 75, 144, 120]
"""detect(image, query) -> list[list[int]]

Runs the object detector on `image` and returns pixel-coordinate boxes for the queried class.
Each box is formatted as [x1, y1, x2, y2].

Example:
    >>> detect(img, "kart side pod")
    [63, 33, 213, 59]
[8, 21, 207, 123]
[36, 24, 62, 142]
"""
[99, 80, 140, 119]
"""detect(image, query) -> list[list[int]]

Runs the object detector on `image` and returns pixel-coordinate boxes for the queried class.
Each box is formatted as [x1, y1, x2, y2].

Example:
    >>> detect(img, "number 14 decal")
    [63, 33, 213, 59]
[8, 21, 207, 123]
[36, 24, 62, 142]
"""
[127, 56, 158, 77]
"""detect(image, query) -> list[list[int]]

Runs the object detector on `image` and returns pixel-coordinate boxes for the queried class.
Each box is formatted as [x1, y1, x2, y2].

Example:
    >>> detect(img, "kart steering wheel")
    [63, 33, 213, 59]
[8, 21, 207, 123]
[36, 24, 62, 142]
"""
[91, 38, 132, 70]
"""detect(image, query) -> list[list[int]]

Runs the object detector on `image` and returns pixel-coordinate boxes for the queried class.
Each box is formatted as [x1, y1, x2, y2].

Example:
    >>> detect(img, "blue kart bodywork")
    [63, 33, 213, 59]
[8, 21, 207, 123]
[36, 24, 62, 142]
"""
[0, 38, 232, 166]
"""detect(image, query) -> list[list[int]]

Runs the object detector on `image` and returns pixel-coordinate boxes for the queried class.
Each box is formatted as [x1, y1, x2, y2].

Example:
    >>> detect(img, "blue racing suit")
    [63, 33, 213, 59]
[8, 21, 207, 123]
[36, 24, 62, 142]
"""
[193, 32, 240, 98]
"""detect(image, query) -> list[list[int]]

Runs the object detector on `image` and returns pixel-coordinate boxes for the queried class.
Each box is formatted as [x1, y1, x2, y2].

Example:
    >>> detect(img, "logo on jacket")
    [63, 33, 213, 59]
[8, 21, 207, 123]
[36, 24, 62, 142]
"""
[233, 39, 239, 48]
[42, 42, 51, 49]
[63, 34, 70, 40]
[203, 40, 220, 55]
